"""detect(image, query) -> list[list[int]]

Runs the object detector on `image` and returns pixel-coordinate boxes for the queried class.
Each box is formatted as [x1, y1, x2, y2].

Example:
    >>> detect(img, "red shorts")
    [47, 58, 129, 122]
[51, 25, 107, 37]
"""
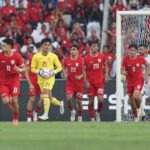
[0, 80, 20, 98]
[127, 82, 143, 97]
[87, 81, 104, 96]
[29, 82, 41, 96]
[66, 80, 84, 100]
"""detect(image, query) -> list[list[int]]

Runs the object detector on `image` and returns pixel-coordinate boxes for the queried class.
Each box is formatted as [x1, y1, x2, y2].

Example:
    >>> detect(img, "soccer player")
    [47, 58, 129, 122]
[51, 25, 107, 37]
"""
[139, 44, 150, 119]
[31, 38, 64, 120]
[121, 44, 148, 122]
[83, 41, 109, 122]
[63, 45, 84, 122]
[25, 54, 43, 122]
[0, 38, 26, 125]
[139, 44, 150, 100]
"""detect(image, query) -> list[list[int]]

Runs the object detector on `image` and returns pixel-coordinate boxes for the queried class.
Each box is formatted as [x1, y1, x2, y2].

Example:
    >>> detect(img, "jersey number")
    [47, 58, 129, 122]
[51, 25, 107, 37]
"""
[71, 67, 76, 72]
[6, 65, 11, 71]
[93, 63, 99, 69]
[132, 67, 136, 72]
[42, 61, 47, 67]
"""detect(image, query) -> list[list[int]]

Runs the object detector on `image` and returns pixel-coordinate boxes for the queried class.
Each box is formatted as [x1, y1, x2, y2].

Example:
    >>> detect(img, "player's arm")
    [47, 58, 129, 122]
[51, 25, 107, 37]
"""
[14, 64, 26, 73]
[143, 59, 148, 83]
[31, 55, 41, 75]
[120, 67, 127, 76]
[104, 58, 109, 82]
[24, 66, 34, 90]
[14, 54, 26, 73]
[62, 59, 68, 79]
[121, 58, 127, 76]
[53, 55, 62, 74]
[83, 65, 90, 87]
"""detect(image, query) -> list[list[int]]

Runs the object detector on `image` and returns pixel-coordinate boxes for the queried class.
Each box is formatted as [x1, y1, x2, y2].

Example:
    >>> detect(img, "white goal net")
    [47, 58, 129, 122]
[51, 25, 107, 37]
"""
[116, 11, 150, 122]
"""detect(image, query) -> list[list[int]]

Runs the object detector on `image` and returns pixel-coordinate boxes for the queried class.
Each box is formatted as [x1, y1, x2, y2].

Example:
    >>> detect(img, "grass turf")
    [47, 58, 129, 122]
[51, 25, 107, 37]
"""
[0, 122, 150, 150]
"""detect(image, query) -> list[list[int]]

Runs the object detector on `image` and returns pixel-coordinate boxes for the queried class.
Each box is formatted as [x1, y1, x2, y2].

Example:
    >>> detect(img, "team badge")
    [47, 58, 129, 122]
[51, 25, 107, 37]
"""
[11, 60, 15, 64]
[136, 63, 139, 67]
[75, 63, 79, 67]
[98, 59, 101, 62]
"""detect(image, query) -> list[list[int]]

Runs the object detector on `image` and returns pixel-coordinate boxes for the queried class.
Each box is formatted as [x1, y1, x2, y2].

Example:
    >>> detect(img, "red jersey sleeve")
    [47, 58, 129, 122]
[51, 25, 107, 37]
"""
[15, 52, 24, 67]
[121, 57, 127, 68]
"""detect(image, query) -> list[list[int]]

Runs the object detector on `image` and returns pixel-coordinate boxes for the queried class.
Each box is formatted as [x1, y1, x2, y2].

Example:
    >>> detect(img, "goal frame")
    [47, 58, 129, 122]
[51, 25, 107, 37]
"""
[116, 11, 150, 122]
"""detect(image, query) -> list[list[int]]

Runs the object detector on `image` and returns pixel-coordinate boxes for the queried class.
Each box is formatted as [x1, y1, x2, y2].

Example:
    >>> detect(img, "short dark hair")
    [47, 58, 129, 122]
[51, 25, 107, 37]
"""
[138, 44, 147, 48]
[70, 44, 79, 50]
[41, 38, 51, 44]
[89, 40, 98, 46]
[2, 38, 13, 48]
[129, 44, 137, 49]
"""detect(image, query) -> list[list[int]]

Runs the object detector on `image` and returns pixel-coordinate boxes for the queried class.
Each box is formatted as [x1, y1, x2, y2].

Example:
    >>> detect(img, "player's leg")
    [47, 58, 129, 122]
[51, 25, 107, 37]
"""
[77, 99, 83, 122]
[0, 84, 14, 111]
[95, 84, 104, 122]
[27, 96, 35, 122]
[75, 86, 83, 122]
[66, 93, 76, 121]
[11, 82, 20, 126]
[12, 96, 19, 126]
[128, 86, 138, 121]
[32, 83, 43, 121]
[133, 89, 142, 121]
[38, 89, 51, 120]
[38, 80, 51, 120]
[51, 97, 64, 114]
[66, 81, 76, 121]
[88, 96, 95, 121]
[33, 96, 43, 122]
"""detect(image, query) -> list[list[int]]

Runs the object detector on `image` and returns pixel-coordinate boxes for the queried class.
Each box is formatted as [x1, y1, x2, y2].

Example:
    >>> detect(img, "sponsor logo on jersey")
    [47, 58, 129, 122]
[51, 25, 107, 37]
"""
[136, 63, 140, 67]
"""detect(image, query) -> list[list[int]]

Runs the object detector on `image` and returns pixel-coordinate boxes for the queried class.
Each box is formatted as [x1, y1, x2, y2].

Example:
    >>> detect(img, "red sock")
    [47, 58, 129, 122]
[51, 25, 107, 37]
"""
[88, 104, 94, 118]
[8, 102, 14, 112]
[27, 110, 32, 118]
[78, 110, 82, 117]
[13, 112, 18, 120]
[97, 102, 103, 113]
[69, 104, 74, 111]
[35, 106, 40, 113]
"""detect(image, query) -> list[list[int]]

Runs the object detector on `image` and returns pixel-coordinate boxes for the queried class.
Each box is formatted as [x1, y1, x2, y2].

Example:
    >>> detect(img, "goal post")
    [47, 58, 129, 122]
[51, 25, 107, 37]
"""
[116, 11, 150, 122]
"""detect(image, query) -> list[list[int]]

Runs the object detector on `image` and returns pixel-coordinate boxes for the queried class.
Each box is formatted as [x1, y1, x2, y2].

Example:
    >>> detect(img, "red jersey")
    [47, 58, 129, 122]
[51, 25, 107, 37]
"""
[84, 53, 106, 83]
[26, 55, 38, 84]
[122, 55, 147, 85]
[63, 56, 84, 83]
[0, 51, 24, 82]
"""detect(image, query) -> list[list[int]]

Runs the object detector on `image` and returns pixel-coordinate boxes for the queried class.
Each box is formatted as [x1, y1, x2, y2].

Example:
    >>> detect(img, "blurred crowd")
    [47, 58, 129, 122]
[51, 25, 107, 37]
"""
[0, 0, 149, 79]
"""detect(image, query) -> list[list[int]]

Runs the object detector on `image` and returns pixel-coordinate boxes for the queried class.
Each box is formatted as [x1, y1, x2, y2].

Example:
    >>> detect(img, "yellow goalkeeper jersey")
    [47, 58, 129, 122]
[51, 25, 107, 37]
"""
[31, 51, 62, 81]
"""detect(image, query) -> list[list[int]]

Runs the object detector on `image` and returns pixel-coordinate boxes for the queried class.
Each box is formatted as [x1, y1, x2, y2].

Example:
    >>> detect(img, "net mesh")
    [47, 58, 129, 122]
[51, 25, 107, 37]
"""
[120, 14, 150, 121]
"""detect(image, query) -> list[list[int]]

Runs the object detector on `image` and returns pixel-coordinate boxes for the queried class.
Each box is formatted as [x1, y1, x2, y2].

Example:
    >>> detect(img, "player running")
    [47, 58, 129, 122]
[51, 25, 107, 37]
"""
[31, 38, 64, 120]
[83, 41, 109, 122]
[0, 38, 26, 126]
[63, 45, 84, 122]
[121, 44, 148, 122]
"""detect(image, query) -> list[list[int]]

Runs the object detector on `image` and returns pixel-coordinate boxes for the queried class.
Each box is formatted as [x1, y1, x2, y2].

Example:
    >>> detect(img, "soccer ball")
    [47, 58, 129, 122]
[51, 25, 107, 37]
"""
[39, 68, 54, 78]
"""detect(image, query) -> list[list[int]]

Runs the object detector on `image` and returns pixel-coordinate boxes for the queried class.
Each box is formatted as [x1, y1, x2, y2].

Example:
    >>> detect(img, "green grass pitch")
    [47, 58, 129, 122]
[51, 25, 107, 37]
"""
[0, 122, 150, 150]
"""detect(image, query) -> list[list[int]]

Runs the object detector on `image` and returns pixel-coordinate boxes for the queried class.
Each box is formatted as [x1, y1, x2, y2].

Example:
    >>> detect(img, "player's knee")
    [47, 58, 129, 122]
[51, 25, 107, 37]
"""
[29, 96, 35, 103]
[2, 97, 9, 104]
[133, 94, 139, 100]
[41, 94, 49, 99]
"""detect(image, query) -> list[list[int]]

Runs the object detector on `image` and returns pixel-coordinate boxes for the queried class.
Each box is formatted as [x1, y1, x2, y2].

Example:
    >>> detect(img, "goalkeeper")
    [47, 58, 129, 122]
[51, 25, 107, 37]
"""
[31, 38, 64, 120]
